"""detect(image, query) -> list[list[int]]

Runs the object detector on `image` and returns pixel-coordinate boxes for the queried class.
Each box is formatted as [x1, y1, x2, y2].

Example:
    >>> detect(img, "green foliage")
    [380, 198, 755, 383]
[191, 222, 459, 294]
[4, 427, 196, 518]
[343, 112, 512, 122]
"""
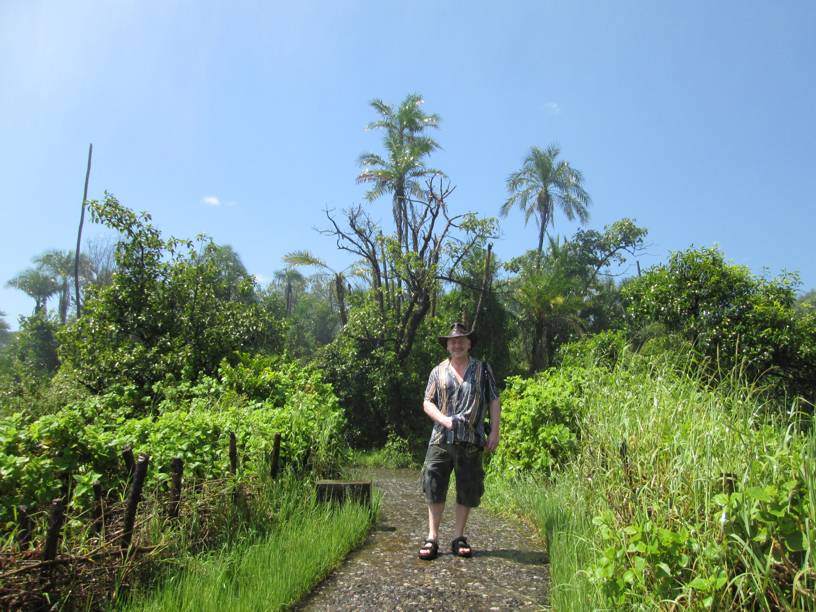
[318, 301, 402, 447]
[14, 312, 60, 375]
[503, 220, 646, 372]
[490, 367, 588, 474]
[57, 195, 284, 398]
[0, 311, 11, 347]
[492, 349, 816, 610]
[622, 246, 816, 401]
[0, 312, 61, 413]
[0, 356, 347, 527]
[351, 432, 419, 469]
[556, 329, 629, 370]
[501, 143, 591, 257]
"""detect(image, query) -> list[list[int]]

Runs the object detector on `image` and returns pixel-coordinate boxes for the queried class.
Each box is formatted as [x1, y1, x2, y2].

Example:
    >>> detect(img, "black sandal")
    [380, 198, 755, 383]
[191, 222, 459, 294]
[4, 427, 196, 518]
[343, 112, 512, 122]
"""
[451, 536, 472, 558]
[418, 539, 439, 560]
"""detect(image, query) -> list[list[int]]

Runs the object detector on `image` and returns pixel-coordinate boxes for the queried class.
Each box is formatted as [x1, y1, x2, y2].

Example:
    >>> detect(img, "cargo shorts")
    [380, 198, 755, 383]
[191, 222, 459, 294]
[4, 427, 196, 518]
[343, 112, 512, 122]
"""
[420, 442, 485, 508]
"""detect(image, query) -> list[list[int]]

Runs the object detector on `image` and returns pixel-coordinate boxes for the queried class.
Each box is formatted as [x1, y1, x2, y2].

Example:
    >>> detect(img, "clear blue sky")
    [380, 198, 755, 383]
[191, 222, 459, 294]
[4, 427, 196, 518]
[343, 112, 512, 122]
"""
[2, 1, 814, 329]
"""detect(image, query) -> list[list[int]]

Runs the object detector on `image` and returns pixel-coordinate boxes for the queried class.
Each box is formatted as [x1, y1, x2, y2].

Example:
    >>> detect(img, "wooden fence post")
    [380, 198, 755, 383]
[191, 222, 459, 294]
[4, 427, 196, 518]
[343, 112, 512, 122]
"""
[229, 431, 238, 475]
[43, 498, 66, 561]
[16, 505, 31, 549]
[122, 446, 135, 478]
[270, 432, 281, 479]
[122, 453, 149, 551]
[168, 457, 183, 518]
[91, 483, 104, 536]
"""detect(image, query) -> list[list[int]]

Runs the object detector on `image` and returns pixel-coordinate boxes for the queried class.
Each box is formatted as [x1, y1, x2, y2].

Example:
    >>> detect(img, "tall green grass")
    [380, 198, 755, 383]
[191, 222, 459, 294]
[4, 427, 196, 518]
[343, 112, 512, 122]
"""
[123, 495, 376, 611]
[487, 353, 815, 610]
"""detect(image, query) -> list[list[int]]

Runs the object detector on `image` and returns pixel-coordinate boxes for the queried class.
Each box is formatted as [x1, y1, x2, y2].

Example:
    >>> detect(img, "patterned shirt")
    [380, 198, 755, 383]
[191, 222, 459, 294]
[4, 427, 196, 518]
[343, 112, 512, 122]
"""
[424, 356, 500, 447]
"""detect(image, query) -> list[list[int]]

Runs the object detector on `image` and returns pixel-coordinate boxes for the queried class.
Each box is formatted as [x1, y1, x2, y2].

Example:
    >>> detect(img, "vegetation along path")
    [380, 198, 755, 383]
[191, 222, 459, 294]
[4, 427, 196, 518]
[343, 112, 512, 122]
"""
[298, 468, 549, 611]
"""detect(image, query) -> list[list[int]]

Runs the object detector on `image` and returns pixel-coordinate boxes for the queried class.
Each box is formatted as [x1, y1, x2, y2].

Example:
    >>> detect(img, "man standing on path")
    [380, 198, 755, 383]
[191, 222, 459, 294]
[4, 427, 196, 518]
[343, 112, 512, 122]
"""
[418, 322, 501, 560]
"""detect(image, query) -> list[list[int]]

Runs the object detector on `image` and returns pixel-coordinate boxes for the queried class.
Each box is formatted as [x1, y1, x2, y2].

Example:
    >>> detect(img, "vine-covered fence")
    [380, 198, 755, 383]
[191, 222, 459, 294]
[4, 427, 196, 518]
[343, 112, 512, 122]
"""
[0, 431, 283, 610]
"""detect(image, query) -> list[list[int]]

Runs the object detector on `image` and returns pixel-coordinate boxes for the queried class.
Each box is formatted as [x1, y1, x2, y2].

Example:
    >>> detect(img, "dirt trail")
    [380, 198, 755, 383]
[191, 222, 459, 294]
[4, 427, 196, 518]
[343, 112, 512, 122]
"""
[298, 468, 549, 611]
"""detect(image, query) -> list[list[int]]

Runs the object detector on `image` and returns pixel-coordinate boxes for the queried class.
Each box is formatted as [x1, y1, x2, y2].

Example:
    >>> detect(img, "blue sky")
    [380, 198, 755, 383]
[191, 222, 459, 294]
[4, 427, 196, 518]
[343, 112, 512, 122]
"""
[2, 1, 814, 329]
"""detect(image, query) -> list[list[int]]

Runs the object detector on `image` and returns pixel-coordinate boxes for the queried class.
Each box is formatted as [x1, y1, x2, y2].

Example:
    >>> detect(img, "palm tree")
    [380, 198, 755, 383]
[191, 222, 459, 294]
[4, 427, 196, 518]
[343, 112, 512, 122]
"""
[6, 269, 60, 315]
[283, 251, 350, 325]
[501, 144, 591, 260]
[507, 238, 584, 371]
[357, 94, 441, 251]
[34, 250, 77, 324]
[274, 268, 305, 317]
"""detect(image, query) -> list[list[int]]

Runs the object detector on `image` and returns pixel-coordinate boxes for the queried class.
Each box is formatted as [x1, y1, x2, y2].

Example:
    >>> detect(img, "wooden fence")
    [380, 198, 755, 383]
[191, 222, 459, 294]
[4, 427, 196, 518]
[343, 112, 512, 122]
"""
[0, 431, 283, 611]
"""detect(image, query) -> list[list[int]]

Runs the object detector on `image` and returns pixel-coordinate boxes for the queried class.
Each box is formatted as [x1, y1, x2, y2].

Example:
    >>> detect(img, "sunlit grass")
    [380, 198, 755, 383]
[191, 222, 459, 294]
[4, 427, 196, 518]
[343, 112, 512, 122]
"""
[487, 354, 815, 610]
[122, 498, 376, 612]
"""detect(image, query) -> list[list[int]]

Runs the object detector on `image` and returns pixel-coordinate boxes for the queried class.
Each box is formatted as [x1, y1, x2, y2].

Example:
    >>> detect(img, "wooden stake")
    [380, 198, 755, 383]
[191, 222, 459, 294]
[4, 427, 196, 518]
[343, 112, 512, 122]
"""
[168, 457, 183, 518]
[91, 483, 104, 536]
[229, 431, 238, 475]
[270, 432, 281, 478]
[122, 454, 149, 551]
[16, 505, 31, 549]
[43, 498, 66, 561]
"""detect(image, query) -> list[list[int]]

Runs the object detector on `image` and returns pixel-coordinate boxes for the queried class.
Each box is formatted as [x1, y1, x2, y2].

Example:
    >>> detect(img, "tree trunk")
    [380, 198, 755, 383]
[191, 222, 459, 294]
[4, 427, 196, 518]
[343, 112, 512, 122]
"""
[74, 143, 93, 318]
[530, 314, 548, 373]
[335, 273, 347, 325]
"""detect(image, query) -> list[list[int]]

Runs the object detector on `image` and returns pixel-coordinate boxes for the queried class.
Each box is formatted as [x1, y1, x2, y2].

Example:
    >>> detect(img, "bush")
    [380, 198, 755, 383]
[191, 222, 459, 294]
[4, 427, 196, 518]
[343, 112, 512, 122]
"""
[556, 329, 629, 370]
[490, 366, 591, 474]
[492, 350, 816, 610]
[622, 246, 816, 402]
[0, 356, 347, 528]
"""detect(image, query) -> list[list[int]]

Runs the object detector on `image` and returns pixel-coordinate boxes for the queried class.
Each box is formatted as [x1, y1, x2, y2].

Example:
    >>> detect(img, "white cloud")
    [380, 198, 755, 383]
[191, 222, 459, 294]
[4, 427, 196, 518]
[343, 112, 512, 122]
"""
[544, 102, 561, 115]
[253, 272, 271, 285]
[202, 195, 221, 207]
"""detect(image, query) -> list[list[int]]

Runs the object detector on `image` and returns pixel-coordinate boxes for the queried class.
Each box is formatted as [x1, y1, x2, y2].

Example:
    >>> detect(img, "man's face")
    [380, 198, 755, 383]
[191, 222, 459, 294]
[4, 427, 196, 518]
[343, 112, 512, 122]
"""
[447, 336, 471, 357]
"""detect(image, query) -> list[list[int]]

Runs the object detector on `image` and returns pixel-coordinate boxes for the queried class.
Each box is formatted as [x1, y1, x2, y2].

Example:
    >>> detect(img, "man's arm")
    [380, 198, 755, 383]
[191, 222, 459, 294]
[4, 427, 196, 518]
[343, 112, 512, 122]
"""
[424, 399, 454, 430]
[485, 397, 501, 452]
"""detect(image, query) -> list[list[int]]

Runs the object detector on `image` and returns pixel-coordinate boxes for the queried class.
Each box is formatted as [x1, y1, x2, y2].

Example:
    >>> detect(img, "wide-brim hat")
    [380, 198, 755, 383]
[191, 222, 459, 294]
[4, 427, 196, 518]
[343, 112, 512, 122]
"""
[437, 322, 476, 349]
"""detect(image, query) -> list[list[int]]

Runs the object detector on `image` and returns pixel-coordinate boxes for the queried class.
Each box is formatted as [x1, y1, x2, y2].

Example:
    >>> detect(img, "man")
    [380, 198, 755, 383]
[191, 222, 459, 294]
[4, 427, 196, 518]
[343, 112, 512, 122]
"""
[418, 322, 501, 560]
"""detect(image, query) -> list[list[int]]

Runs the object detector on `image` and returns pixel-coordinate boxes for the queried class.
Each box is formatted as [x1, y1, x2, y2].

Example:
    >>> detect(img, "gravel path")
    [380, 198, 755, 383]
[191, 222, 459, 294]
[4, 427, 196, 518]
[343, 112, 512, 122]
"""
[298, 468, 550, 611]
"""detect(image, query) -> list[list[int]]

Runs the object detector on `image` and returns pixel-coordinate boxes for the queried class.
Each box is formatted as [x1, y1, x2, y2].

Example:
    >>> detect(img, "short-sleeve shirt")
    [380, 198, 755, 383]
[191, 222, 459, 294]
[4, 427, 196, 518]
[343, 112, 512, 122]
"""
[424, 356, 499, 447]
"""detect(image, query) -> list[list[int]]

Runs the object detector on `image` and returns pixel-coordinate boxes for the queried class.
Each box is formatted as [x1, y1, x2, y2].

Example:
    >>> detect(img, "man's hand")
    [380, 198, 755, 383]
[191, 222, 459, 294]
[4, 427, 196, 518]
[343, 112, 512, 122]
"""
[442, 415, 455, 430]
[485, 428, 500, 452]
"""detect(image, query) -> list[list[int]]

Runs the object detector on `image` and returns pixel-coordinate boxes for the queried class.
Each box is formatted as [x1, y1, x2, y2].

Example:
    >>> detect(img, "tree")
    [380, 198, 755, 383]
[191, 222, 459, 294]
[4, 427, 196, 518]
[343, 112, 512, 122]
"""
[357, 93, 441, 252]
[58, 194, 284, 398]
[0, 311, 10, 347]
[34, 250, 86, 324]
[283, 250, 350, 325]
[622, 246, 816, 401]
[6, 269, 60, 315]
[197, 243, 254, 303]
[273, 267, 306, 317]
[797, 289, 816, 312]
[503, 219, 647, 372]
[501, 144, 591, 259]
[505, 241, 585, 371]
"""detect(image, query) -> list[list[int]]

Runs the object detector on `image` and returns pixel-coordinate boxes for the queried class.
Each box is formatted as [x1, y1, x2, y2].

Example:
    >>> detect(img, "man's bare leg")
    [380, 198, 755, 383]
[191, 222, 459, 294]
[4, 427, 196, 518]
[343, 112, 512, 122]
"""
[453, 503, 470, 539]
[452, 504, 472, 554]
[427, 502, 444, 541]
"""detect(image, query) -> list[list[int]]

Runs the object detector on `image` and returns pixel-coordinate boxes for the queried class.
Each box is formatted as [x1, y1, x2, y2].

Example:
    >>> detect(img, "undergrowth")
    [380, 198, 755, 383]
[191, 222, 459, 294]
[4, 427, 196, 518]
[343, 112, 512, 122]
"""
[488, 349, 815, 610]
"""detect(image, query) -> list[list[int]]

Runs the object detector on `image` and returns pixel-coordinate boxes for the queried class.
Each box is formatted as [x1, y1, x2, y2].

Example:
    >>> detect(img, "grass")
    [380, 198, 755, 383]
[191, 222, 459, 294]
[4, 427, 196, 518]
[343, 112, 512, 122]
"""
[486, 353, 816, 610]
[122, 489, 378, 611]
[485, 474, 601, 611]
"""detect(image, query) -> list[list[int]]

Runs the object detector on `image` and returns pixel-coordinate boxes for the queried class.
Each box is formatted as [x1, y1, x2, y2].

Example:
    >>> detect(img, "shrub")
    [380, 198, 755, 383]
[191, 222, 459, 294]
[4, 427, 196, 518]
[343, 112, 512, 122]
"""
[490, 366, 591, 474]
[0, 356, 347, 528]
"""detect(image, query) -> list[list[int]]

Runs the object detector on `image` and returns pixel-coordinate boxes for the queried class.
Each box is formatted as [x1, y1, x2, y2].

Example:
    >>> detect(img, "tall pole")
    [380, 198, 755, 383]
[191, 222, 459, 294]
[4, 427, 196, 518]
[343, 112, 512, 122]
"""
[74, 143, 93, 318]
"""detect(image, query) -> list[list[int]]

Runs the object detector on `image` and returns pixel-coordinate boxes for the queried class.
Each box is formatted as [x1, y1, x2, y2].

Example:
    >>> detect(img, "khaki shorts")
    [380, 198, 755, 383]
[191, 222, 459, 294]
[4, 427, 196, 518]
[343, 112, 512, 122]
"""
[420, 443, 485, 508]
